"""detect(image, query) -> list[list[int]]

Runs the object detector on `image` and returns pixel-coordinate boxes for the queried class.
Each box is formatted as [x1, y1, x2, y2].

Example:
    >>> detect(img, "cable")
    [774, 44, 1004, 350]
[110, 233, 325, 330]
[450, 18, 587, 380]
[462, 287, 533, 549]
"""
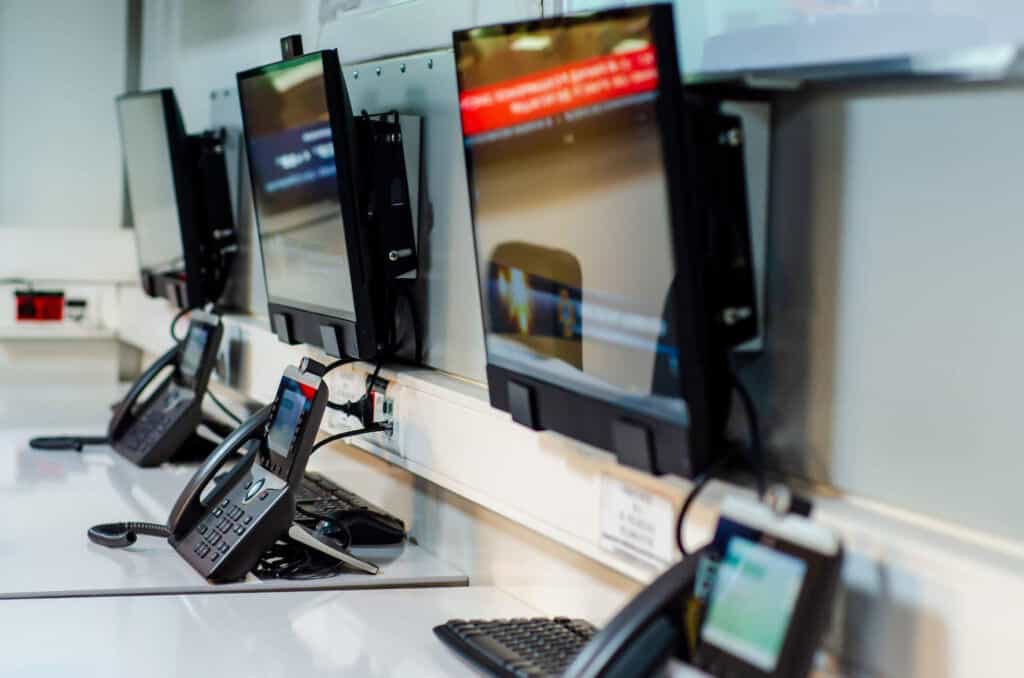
[675, 453, 732, 557]
[366, 361, 383, 399]
[205, 390, 243, 425]
[675, 371, 767, 556]
[322, 358, 356, 375]
[88, 521, 170, 548]
[311, 424, 386, 454]
[169, 306, 196, 343]
[29, 435, 109, 452]
[252, 538, 349, 581]
[730, 369, 766, 499]
[325, 360, 383, 423]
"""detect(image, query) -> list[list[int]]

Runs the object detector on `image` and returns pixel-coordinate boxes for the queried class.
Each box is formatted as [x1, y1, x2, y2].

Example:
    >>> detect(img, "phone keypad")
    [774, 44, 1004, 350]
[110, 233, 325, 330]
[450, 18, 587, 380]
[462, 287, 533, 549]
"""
[120, 388, 194, 454]
[190, 493, 264, 568]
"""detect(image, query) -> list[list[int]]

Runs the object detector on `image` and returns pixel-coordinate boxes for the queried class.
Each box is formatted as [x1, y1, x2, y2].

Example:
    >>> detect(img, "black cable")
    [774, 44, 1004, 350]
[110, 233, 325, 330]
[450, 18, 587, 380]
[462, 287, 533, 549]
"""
[675, 370, 767, 556]
[205, 390, 243, 425]
[366, 361, 383, 399]
[675, 453, 732, 557]
[325, 360, 384, 422]
[321, 359, 358, 411]
[311, 425, 386, 454]
[729, 369, 766, 499]
[29, 436, 109, 452]
[252, 539, 349, 581]
[322, 358, 356, 375]
[88, 521, 170, 548]
[169, 306, 196, 343]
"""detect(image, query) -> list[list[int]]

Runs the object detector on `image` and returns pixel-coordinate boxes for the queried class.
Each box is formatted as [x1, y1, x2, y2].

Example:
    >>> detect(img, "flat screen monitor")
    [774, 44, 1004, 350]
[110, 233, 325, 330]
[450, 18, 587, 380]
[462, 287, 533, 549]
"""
[237, 50, 378, 359]
[116, 89, 204, 309]
[454, 5, 717, 477]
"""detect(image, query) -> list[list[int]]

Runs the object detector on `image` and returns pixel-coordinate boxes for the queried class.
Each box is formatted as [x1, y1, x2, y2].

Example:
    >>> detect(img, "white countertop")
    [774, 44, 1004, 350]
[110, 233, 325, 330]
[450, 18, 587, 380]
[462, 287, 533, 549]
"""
[0, 586, 539, 677]
[0, 385, 466, 597]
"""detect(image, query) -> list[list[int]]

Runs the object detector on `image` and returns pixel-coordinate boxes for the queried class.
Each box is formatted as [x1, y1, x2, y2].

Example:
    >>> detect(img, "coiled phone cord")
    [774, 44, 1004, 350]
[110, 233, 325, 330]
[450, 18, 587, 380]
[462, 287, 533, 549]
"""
[87, 521, 170, 548]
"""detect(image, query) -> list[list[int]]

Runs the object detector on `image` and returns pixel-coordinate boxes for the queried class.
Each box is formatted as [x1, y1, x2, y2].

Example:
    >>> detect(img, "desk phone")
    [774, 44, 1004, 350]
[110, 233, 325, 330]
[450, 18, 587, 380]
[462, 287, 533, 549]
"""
[167, 362, 328, 582]
[29, 310, 223, 465]
[109, 310, 223, 466]
[437, 495, 842, 678]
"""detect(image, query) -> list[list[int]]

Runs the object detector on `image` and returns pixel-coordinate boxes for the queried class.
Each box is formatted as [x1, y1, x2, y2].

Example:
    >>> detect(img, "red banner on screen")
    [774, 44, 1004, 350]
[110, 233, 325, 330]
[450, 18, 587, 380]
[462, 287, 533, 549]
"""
[460, 46, 659, 137]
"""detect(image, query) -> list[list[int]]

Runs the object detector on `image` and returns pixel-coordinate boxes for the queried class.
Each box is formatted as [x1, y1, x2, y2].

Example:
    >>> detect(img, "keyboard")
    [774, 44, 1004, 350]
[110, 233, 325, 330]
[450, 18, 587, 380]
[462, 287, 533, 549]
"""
[434, 617, 598, 677]
[295, 471, 406, 546]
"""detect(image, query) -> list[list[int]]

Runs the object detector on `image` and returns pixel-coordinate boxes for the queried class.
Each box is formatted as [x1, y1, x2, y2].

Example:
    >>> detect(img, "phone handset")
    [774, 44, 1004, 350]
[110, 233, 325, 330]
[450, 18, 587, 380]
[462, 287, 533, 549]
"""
[107, 344, 180, 441]
[86, 404, 272, 550]
[166, 404, 272, 538]
[564, 546, 711, 678]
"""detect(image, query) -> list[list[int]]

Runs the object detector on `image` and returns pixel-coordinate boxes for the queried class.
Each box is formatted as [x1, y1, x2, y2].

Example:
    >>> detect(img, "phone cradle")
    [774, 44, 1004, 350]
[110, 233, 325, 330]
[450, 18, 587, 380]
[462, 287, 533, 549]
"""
[287, 524, 379, 575]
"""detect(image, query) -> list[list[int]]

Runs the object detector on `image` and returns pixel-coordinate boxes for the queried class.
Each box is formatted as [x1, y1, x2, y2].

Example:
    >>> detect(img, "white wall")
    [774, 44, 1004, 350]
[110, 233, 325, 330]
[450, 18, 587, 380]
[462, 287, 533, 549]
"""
[139, 1, 321, 134]
[0, 0, 128, 228]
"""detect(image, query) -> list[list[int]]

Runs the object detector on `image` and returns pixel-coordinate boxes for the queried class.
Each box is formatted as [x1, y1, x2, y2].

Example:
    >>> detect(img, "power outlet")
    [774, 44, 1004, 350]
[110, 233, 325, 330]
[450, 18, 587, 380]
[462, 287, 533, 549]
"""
[368, 375, 395, 429]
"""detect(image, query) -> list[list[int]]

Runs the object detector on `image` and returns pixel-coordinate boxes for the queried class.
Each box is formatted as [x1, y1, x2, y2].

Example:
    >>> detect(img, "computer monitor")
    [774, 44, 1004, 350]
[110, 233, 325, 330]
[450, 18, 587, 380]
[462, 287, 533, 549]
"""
[116, 89, 236, 310]
[237, 50, 381, 360]
[454, 5, 723, 477]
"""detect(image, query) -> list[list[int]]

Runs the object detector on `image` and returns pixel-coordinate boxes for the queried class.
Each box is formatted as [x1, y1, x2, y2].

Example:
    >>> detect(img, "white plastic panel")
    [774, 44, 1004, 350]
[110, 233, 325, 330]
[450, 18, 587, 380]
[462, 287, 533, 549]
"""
[343, 50, 487, 382]
[319, 0, 542, 63]
[558, 1, 1024, 77]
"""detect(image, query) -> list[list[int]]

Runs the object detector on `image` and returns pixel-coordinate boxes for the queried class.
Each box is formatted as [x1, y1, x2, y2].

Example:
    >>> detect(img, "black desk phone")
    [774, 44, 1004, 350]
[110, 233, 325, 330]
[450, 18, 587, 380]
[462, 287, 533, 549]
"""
[89, 359, 381, 582]
[30, 310, 223, 466]
[109, 310, 224, 466]
[436, 495, 843, 678]
[166, 361, 329, 582]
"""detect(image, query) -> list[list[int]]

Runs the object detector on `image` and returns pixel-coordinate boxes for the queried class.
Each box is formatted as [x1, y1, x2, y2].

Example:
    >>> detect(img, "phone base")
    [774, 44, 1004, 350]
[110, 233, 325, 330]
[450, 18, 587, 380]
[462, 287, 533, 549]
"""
[287, 524, 379, 575]
[170, 432, 221, 463]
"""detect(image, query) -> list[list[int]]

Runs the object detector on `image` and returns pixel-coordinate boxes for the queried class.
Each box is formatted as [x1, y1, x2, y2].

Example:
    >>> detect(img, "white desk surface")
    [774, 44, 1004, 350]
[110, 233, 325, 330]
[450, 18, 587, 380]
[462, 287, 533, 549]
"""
[0, 385, 466, 598]
[0, 586, 539, 677]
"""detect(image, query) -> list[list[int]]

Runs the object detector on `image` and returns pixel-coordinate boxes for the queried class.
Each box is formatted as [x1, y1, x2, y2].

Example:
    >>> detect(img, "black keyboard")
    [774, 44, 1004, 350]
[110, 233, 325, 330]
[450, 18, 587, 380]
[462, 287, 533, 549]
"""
[295, 471, 406, 546]
[434, 617, 598, 677]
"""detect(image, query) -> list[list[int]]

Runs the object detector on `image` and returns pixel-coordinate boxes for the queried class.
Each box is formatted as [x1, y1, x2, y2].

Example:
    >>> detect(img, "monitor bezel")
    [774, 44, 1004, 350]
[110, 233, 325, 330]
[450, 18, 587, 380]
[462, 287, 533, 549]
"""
[453, 4, 717, 478]
[116, 88, 205, 310]
[237, 49, 380, 360]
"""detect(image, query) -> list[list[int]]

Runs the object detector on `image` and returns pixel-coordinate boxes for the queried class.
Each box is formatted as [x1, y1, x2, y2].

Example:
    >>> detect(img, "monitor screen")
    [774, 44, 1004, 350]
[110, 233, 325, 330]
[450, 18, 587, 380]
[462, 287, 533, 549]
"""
[238, 52, 357, 321]
[455, 8, 687, 426]
[117, 91, 186, 275]
[179, 323, 209, 379]
[700, 537, 807, 672]
[266, 378, 312, 458]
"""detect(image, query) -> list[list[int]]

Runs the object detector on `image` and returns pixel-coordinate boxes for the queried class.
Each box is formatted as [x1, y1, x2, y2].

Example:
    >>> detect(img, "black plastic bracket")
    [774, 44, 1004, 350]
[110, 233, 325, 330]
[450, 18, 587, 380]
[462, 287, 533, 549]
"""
[507, 381, 539, 430]
[612, 419, 656, 473]
[280, 34, 303, 60]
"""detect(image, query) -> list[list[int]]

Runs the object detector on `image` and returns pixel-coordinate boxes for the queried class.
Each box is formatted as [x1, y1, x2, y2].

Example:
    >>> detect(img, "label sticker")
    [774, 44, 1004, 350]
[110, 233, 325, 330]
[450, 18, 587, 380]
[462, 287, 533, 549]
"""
[598, 475, 676, 571]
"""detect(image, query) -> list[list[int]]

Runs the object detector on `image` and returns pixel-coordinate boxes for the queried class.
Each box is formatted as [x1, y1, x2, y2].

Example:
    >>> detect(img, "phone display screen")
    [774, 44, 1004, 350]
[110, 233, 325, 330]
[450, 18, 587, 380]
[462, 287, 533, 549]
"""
[179, 324, 208, 379]
[700, 537, 807, 672]
[267, 379, 313, 458]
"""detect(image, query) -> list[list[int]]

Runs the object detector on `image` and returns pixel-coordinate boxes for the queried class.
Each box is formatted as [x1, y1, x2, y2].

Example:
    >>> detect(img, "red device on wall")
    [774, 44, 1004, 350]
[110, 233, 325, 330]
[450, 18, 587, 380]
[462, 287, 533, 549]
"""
[15, 291, 64, 321]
